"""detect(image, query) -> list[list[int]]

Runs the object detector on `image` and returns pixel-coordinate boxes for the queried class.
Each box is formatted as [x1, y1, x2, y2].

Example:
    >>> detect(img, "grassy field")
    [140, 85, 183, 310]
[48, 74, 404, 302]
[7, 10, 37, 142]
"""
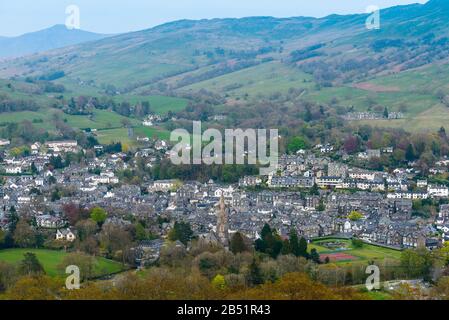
[309, 238, 402, 266]
[179, 61, 315, 100]
[0, 248, 124, 277]
[95, 125, 171, 145]
[357, 104, 449, 133]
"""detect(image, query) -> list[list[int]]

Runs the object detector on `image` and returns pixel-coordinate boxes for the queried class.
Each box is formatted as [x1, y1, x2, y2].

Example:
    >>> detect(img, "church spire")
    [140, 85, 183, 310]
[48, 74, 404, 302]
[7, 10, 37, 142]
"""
[216, 191, 229, 248]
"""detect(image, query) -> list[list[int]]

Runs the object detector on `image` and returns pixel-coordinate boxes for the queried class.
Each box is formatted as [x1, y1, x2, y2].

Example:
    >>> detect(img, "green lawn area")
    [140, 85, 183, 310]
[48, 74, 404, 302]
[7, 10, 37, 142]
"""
[309, 238, 402, 265]
[0, 248, 124, 277]
[96, 125, 173, 146]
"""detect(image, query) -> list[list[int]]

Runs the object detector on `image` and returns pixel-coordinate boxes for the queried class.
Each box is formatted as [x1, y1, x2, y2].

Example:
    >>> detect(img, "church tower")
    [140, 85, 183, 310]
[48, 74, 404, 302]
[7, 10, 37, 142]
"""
[216, 193, 229, 248]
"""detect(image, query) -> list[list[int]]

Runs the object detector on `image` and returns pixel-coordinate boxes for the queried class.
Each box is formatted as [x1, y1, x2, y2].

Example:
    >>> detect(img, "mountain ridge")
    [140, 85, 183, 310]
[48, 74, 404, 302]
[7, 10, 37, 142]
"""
[0, 24, 110, 59]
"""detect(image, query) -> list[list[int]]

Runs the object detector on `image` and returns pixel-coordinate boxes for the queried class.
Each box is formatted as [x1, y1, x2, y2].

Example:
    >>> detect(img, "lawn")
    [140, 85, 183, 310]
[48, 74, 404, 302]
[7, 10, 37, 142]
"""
[0, 248, 124, 277]
[309, 238, 402, 265]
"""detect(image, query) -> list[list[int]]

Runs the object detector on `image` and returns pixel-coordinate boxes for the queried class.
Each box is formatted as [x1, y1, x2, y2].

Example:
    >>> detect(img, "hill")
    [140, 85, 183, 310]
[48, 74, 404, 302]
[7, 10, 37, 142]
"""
[0, 0, 448, 132]
[0, 25, 110, 59]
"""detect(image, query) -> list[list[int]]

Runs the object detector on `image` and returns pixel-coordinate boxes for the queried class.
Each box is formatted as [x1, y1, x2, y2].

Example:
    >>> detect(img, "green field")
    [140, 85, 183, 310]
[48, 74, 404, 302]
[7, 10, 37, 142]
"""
[0, 248, 124, 277]
[180, 61, 315, 100]
[357, 104, 449, 133]
[95, 125, 171, 145]
[309, 238, 402, 265]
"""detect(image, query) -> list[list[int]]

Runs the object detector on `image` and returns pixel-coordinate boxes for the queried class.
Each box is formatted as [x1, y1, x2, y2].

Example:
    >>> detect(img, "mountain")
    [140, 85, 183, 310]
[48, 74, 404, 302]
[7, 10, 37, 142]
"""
[0, 25, 110, 59]
[2, 1, 446, 87]
[1, 0, 449, 131]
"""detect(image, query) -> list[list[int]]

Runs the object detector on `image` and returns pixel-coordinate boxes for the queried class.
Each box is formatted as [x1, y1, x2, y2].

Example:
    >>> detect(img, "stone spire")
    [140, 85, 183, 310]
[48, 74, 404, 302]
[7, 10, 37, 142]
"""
[216, 193, 229, 248]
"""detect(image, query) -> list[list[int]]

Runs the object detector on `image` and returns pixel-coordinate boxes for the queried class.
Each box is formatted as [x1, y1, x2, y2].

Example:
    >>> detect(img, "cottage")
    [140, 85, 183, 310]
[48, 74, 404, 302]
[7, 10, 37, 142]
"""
[56, 228, 76, 242]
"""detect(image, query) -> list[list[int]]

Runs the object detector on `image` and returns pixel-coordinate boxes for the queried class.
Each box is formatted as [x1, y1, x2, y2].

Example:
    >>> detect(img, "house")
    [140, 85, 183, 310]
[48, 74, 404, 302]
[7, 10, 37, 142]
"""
[417, 180, 428, 188]
[239, 176, 262, 187]
[382, 147, 394, 154]
[316, 176, 343, 188]
[320, 144, 334, 153]
[358, 149, 381, 160]
[56, 228, 76, 242]
[142, 114, 162, 127]
[348, 169, 376, 181]
[428, 185, 449, 198]
[4, 166, 22, 174]
[134, 239, 184, 267]
[327, 163, 348, 178]
[154, 140, 168, 151]
[0, 139, 10, 147]
[36, 215, 66, 229]
[31, 142, 41, 154]
[142, 119, 153, 127]
[149, 179, 179, 192]
[387, 191, 428, 200]
[46, 140, 78, 153]
[268, 176, 314, 188]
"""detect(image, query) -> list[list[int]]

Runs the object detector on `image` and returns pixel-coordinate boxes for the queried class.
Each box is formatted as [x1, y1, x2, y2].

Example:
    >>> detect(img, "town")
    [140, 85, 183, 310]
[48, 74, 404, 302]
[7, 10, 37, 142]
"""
[1, 136, 448, 268]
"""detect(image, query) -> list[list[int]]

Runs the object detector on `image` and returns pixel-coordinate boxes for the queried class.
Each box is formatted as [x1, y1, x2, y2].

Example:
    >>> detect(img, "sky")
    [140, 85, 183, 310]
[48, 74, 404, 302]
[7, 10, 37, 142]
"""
[0, 0, 428, 37]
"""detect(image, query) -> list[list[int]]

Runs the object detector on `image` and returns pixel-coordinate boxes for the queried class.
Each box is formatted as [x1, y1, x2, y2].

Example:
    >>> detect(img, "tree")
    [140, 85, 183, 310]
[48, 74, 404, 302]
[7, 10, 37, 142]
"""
[248, 258, 264, 286]
[287, 136, 307, 154]
[310, 248, 321, 264]
[310, 183, 319, 196]
[289, 229, 300, 257]
[168, 221, 194, 245]
[31, 162, 38, 175]
[317, 200, 326, 212]
[18, 252, 45, 276]
[348, 211, 364, 221]
[211, 274, 226, 290]
[298, 237, 308, 259]
[90, 207, 107, 226]
[0, 262, 16, 292]
[405, 143, 416, 161]
[13, 219, 37, 248]
[230, 232, 247, 254]
[255, 224, 283, 259]
[383, 107, 389, 119]
[281, 239, 292, 255]
[351, 238, 364, 248]
[75, 219, 97, 241]
[400, 248, 434, 281]
[438, 127, 447, 141]
[63, 203, 86, 226]
[7, 206, 19, 233]
[5, 276, 61, 300]
[0, 230, 6, 248]
[100, 224, 133, 259]
[304, 107, 312, 122]
[343, 135, 359, 154]
[134, 222, 148, 241]
[58, 252, 95, 281]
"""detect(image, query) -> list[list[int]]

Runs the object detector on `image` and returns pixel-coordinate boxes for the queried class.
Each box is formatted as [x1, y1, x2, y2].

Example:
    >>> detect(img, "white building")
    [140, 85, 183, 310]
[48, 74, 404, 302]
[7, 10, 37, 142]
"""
[46, 140, 78, 153]
[150, 179, 179, 192]
[428, 185, 449, 198]
[56, 228, 76, 242]
[4, 166, 22, 174]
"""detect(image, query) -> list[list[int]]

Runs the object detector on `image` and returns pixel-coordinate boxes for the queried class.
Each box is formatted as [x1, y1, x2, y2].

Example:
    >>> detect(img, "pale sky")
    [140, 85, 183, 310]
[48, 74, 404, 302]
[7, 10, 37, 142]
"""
[0, 0, 428, 37]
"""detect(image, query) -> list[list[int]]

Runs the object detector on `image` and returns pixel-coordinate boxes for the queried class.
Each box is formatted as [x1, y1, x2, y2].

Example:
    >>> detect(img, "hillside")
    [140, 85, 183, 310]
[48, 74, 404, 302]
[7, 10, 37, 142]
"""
[0, 0, 448, 132]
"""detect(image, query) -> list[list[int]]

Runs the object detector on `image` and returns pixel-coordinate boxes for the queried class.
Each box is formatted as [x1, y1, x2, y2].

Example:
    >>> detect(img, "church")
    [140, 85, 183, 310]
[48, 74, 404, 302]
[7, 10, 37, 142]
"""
[200, 193, 230, 249]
